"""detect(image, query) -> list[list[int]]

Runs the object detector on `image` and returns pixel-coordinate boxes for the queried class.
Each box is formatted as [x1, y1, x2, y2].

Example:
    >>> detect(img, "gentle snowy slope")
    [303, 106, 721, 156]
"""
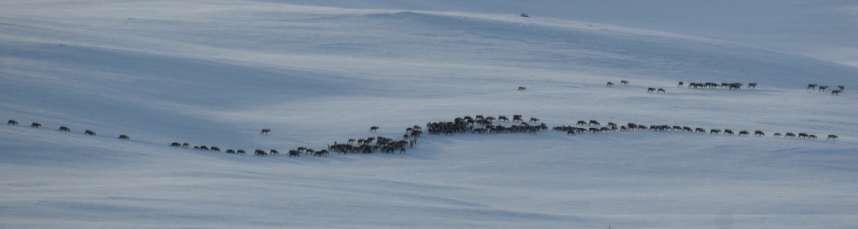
[1, 1, 857, 228]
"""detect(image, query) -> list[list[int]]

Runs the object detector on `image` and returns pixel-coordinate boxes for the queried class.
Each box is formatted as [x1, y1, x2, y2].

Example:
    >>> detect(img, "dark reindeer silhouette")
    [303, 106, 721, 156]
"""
[58, 126, 71, 132]
[260, 128, 271, 135]
[84, 130, 96, 136]
[7, 120, 17, 125]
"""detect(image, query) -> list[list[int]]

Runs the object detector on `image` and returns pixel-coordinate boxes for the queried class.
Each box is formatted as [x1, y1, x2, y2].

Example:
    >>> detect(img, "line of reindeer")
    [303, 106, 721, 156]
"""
[678, 81, 756, 90]
[615, 80, 847, 96]
[170, 125, 424, 157]
[6, 120, 129, 140]
[426, 115, 547, 135]
[807, 84, 845, 95]
[6, 115, 841, 160]
[604, 80, 669, 94]
[554, 120, 838, 140]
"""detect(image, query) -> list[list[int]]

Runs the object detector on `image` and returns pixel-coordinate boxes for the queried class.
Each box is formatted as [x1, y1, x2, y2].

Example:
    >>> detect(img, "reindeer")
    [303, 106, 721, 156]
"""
[678, 81, 684, 87]
[254, 149, 267, 156]
[226, 149, 236, 154]
[118, 134, 130, 140]
[647, 87, 656, 93]
[370, 126, 380, 132]
[748, 82, 757, 88]
[818, 86, 829, 92]
[170, 142, 182, 147]
[754, 130, 765, 136]
[831, 90, 842, 95]
[620, 80, 629, 85]
[58, 126, 71, 132]
[517, 86, 527, 91]
[807, 84, 817, 90]
[657, 88, 666, 93]
[314, 150, 329, 157]
[84, 130, 96, 136]
[30, 122, 42, 128]
[260, 128, 271, 135]
[606, 81, 615, 87]
[827, 134, 838, 140]
[727, 83, 742, 90]
[6, 120, 17, 125]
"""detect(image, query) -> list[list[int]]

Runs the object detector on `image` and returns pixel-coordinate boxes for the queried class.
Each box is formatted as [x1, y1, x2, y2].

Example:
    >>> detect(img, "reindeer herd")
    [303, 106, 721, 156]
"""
[602, 79, 848, 97]
[807, 84, 845, 95]
[166, 125, 422, 158]
[554, 120, 837, 140]
[427, 115, 547, 135]
[2, 112, 844, 160]
[7, 120, 125, 140]
[679, 81, 754, 90]
[3, 79, 848, 159]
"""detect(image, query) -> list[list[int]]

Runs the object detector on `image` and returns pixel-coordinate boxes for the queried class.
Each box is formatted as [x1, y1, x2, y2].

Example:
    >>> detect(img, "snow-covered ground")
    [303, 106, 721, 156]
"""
[1, 1, 857, 228]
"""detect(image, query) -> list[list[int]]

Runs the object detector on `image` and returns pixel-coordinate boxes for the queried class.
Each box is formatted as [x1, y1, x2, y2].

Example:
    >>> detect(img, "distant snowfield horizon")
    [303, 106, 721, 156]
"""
[1, 1, 857, 228]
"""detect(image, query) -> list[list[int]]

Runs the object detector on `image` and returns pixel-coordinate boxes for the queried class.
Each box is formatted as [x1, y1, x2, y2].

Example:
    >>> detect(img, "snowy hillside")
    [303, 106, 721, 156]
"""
[1, 1, 857, 228]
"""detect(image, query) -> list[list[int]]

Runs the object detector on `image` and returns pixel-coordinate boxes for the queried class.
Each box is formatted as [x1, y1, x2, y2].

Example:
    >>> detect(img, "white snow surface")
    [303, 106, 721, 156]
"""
[1, 1, 857, 228]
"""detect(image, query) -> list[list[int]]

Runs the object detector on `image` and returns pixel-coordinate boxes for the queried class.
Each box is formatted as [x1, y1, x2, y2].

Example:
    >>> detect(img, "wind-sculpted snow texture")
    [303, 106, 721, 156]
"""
[1, 1, 857, 228]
